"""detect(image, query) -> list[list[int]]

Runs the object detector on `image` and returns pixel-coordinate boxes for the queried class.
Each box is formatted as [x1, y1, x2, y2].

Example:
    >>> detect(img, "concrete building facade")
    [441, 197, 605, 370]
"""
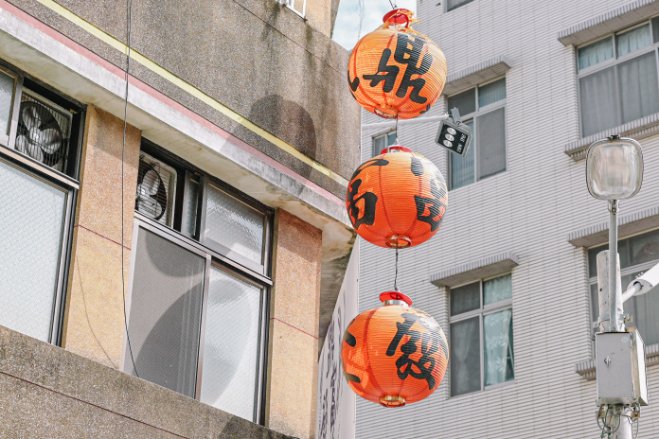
[357, 0, 659, 437]
[0, 1, 358, 438]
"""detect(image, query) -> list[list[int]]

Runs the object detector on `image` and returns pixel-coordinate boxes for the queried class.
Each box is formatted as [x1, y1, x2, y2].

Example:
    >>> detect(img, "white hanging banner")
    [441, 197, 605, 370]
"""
[316, 245, 359, 439]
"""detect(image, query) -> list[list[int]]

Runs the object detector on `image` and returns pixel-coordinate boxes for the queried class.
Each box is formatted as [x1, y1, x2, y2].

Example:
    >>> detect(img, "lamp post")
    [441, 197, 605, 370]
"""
[586, 135, 645, 438]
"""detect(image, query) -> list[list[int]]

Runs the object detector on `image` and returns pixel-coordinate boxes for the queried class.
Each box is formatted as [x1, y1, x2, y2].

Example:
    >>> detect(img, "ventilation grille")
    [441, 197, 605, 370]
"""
[15, 92, 72, 173]
[135, 153, 177, 226]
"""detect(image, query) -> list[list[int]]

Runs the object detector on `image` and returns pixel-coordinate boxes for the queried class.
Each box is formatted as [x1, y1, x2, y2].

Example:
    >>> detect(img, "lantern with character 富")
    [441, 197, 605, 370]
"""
[347, 8, 448, 119]
[341, 291, 449, 407]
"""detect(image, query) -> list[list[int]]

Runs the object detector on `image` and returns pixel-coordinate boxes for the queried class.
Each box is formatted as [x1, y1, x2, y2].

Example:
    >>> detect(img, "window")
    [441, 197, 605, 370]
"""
[578, 19, 659, 137]
[0, 62, 83, 343]
[588, 229, 659, 346]
[372, 130, 397, 156]
[447, 0, 475, 11]
[128, 142, 272, 423]
[447, 78, 506, 190]
[277, 0, 306, 18]
[449, 274, 514, 396]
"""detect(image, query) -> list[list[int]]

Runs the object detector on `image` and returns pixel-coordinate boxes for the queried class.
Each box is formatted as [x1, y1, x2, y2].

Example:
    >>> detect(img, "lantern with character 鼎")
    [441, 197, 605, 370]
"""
[341, 291, 449, 407]
[348, 8, 448, 119]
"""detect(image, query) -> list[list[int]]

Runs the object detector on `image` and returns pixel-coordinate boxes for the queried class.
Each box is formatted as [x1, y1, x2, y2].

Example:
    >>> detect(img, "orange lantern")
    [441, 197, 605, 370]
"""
[347, 8, 448, 119]
[341, 291, 449, 407]
[346, 145, 448, 248]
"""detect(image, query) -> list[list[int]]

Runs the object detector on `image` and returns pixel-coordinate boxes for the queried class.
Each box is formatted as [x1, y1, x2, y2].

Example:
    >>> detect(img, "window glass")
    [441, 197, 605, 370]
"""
[127, 227, 206, 397]
[477, 108, 506, 179]
[653, 17, 659, 43]
[450, 281, 480, 315]
[0, 159, 67, 341]
[372, 130, 397, 156]
[618, 52, 659, 124]
[448, 88, 476, 116]
[447, 0, 474, 11]
[478, 79, 506, 108]
[483, 309, 514, 386]
[617, 24, 652, 58]
[0, 71, 14, 138]
[630, 230, 659, 266]
[450, 317, 480, 395]
[204, 184, 265, 267]
[579, 66, 617, 136]
[200, 267, 264, 422]
[484, 274, 512, 305]
[578, 38, 614, 70]
[450, 120, 475, 189]
[387, 131, 397, 145]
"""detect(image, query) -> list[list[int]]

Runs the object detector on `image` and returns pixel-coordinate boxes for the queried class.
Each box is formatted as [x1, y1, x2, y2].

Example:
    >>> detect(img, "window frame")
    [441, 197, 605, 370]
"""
[446, 0, 476, 12]
[371, 129, 397, 157]
[576, 19, 659, 137]
[586, 228, 659, 348]
[448, 273, 514, 396]
[0, 61, 84, 345]
[447, 78, 507, 190]
[127, 142, 273, 423]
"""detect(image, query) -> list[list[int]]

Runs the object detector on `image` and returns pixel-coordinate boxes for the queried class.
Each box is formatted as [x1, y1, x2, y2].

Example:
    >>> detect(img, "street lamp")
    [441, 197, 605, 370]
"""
[586, 135, 646, 438]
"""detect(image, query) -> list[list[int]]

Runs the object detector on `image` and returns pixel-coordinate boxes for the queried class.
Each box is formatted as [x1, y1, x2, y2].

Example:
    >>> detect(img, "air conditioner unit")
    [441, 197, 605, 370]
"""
[135, 153, 177, 227]
[14, 90, 72, 173]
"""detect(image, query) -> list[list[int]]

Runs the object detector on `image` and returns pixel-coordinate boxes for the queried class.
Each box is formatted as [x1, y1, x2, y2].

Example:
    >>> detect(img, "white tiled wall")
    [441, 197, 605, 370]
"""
[356, 0, 659, 437]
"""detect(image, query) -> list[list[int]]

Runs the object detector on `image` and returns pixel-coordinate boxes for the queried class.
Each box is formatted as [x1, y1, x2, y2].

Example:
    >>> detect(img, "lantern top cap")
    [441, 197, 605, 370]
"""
[381, 145, 412, 155]
[382, 8, 415, 27]
[379, 291, 413, 306]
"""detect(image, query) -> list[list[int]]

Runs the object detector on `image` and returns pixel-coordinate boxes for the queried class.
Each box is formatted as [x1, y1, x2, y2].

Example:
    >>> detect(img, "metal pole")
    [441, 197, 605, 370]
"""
[609, 199, 622, 332]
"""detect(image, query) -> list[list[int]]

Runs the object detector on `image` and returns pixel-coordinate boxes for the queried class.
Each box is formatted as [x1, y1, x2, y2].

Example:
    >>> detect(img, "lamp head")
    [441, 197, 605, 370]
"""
[586, 136, 643, 201]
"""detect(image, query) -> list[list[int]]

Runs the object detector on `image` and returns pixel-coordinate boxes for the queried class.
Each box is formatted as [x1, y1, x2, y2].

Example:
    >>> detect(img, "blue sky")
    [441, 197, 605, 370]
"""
[332, 0, 417, 50]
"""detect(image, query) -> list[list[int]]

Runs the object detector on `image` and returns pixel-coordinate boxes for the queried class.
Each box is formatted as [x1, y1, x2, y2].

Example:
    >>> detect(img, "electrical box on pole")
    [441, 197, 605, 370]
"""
[596, 330, 648, 406]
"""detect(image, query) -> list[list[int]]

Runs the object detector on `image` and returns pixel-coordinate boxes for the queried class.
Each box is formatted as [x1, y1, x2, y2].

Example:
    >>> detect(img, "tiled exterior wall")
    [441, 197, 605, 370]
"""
[357, 0, 659, 438]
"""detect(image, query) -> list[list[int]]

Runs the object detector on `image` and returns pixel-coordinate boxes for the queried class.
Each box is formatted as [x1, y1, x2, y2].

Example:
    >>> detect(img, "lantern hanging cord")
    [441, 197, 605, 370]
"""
[388, 0, 397, 9]
[394, 247, 400, 291]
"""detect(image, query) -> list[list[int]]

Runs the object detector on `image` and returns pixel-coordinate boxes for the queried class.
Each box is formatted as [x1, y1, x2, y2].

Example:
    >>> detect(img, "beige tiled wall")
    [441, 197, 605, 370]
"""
[61, 106, 141, 367]
[267, 209, 322, 439]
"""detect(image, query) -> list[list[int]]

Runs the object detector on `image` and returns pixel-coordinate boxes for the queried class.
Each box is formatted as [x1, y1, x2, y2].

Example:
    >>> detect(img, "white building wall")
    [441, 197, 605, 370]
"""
[356, 0, 659, 437]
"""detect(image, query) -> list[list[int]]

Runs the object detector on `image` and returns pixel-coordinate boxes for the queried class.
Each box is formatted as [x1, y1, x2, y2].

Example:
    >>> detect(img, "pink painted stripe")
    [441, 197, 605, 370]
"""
[271, 317, 319, 340]
[0, 0, 345, 208]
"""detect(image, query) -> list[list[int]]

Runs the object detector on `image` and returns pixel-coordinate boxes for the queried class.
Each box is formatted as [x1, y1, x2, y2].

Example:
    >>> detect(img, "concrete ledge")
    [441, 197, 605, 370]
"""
[558, 0, 659, 46]
[564, 112, 659, 161]
[0, 325, 296, 439]
[443, 57, 510, 97]
[568, 206, 659, 247]
[430, 252, 519, 287]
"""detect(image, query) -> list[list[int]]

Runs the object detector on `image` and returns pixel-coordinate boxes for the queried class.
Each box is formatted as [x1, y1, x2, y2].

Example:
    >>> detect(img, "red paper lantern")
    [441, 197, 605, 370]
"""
[346, 145, 448, 248]
[347, 8, 448, 119]
[341, 291, 449, 407]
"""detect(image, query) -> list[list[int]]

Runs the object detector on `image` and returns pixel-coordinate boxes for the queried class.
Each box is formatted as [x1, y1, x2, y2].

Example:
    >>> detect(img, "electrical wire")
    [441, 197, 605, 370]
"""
[393, 246, 399, 291]
[121, 0, 139, 377]
[388, 0, 397, 9]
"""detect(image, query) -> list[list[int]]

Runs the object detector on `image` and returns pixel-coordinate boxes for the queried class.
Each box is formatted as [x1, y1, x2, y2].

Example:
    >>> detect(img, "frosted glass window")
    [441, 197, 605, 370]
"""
[618, 52, 659, 124]
[0, 71, 14, 138]
[484, 274, 512, 305]
[483, 309, 514, 386]
[372, 130, 397, 156]
[477, 108, 506, 179]
[448, 88, 475, 116]
[204, 184, 265, 267]
[450, 317, 480, 395]
[588, 230, 659, 345]
[617, 25, 652, 57]
[578, 38, 614, 70]
[449, 274, 514, 395]
[579, 67, 617, 136]
[0, 159, 67, 341]
[449, 120, 475, 189]
[199, 267, 264, 422]
[478, 79, 506, 108]
[127, 227, 206, 396]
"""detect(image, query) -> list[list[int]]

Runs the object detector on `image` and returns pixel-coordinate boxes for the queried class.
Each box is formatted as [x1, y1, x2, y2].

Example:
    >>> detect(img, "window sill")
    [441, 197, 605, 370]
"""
[576, 343, 659, 381]
[430, 252, 519, 288]
[449, 379, 515, 400]
[568, 205, 659, 248]
[557, 0, 659, 46]
[443, 57, 510, 97]
[564, 112, 659, 161]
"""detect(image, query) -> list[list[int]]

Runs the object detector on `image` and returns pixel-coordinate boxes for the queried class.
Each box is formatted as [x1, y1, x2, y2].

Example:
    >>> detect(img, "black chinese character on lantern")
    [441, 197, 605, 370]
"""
[414, 176, 446, 231]
[347, 159, 388, 228]
[386, 312, 438, 389]
[362, 34, 433, 104]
